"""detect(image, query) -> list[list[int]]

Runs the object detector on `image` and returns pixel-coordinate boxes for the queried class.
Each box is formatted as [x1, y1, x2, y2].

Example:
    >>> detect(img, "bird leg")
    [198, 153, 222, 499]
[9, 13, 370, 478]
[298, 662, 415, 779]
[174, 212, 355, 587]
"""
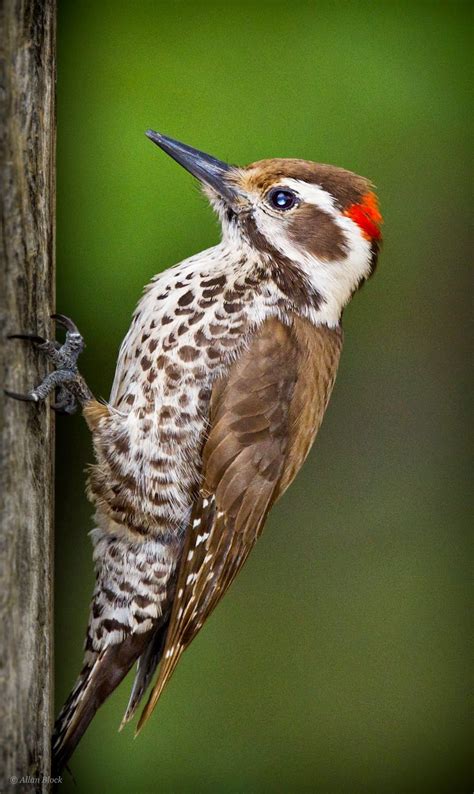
[5, 314, 93, 414]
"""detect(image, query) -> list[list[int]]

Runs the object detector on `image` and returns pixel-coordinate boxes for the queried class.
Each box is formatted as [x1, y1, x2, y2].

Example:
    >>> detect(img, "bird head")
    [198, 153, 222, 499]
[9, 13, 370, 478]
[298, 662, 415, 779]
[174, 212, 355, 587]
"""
[146, 131, 382, 325]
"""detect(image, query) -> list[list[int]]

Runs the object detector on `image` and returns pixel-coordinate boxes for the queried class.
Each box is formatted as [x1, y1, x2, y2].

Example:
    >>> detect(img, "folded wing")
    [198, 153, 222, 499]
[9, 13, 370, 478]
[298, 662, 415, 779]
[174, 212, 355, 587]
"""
[137, 315, 342, 730]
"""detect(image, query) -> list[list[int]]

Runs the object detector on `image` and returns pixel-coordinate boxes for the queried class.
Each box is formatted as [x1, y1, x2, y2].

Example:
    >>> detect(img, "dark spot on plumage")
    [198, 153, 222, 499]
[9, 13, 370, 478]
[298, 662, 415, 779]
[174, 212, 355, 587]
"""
[125, 393, 135, 405]
[141, 355, 152, 371]
[161, 315, 173, 325]
[224, 301, 242, 314]
[207, 347, 220, 360]
[188, 311, 205, 325]
[156, 354, 168, 369]
[224, 289, 242, 302]
[103, 587, 117, 603]
[219, 336, 238, 348]
[244, 274, 261, 288]
[175, 412, 191, 427]
[150, 457, 168, 470]
[194, 328, 211, 346]
[191, 366, 207, 381]
[147, 369, 157, 384]
[178, 289, 194, 306]
[148, 338, 158, 353]
[163, 333, 177, 350]
[287, 204, 348, 261]
[132, 524, 151, 537]
[229, 324, 245, 335]
[185, 271, 194, 280]
[179, 392, 189, 406]
[175, 280, 188, 289]
[102, 619, 127, 634]
[198, 387, 211, 402]
[141, 332, 150, 343]
[160, 428, 184, 443]
[175, 306, 195, 316]
[150, 319, 157, 329]
[165, 364, 181, 380]
[201, 275, 226, 288]
[209, 322, 225, 336]
[156, 292, 168, 300]
[177, 323, 188, 336]
[178, 345, 199, 362]
[203, 286, 223, 299]
[92, 602, 103, 619]
[135, 594, 153, 609]
[198, 297, 218, 309]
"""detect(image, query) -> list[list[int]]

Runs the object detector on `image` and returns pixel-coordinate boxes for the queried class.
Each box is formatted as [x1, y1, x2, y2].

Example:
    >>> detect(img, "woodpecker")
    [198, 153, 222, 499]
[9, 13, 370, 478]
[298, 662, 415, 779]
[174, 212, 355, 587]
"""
[6, 131, 382, 771]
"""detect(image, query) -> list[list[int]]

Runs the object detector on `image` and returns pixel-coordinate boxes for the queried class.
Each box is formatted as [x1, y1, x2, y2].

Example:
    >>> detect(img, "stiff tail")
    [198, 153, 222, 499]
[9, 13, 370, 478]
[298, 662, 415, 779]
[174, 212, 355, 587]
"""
[120, 622, 169, 728]
[52, 631, 151, 773]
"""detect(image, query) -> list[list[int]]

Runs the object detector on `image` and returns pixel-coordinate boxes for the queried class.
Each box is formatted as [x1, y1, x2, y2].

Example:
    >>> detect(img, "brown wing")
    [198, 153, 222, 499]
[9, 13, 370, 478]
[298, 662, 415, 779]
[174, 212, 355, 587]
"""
[136, 316, 342, 731]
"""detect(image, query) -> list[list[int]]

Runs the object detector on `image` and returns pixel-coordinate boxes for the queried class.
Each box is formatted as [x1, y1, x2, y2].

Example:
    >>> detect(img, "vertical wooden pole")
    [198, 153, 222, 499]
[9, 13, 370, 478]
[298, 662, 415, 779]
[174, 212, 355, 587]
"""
[0, 1, 56, 791]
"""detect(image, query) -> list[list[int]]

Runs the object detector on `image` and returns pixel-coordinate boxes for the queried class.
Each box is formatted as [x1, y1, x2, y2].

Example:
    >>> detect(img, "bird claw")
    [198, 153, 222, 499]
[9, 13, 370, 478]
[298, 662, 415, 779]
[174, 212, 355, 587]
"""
[4, 389, 39, 403]
[51, 313, 81, 335]
[4, 314, 93, 410]
[7, 333, 48, 345]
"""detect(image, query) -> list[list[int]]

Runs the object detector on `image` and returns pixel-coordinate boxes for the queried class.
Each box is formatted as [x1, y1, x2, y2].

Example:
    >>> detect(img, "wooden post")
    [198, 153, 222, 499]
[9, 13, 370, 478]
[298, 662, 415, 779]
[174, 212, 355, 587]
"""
[0, 1, 56, 791]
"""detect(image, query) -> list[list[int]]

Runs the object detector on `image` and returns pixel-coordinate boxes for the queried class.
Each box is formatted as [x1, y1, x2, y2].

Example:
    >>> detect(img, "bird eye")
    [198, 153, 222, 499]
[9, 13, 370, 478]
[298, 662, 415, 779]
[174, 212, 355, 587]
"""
[267, 187, 298, 211]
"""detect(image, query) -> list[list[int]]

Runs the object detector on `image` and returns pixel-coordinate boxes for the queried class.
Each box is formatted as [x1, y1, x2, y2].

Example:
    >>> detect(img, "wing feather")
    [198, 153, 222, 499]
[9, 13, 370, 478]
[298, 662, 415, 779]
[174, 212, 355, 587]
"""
[136, 316, 343, 730]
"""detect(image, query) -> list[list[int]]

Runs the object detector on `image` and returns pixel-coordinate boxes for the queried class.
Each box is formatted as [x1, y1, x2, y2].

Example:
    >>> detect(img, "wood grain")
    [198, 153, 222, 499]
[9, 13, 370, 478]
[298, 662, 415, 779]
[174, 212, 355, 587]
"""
[0, 1, 56, 791]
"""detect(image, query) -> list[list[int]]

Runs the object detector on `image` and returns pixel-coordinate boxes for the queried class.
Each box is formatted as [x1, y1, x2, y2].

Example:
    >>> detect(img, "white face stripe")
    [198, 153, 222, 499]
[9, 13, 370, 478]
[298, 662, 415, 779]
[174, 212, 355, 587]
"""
[247, 177, 373, 327]
[276, 178, 339, 214]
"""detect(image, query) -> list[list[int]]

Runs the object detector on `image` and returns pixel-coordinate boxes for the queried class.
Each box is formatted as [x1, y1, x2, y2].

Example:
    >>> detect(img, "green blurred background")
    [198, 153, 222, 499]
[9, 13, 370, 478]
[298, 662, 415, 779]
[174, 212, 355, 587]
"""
[55, 1, 471, 792]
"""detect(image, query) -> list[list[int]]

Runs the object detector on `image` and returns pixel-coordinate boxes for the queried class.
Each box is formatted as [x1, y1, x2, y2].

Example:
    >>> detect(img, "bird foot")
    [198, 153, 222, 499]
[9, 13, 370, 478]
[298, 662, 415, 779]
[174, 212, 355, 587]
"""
[5, 314, 93, 414]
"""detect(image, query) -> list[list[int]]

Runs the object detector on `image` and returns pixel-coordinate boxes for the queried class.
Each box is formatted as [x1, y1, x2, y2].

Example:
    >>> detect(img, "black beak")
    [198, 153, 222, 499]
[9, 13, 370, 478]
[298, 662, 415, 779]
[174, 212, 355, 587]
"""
[146, 130, 239, 206]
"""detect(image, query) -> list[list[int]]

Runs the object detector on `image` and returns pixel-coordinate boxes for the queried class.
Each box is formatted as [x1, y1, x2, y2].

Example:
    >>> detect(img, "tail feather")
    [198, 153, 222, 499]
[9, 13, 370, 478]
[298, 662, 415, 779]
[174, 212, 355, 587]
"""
[52, 631, 151, 773]
[120, 622, 169, 729]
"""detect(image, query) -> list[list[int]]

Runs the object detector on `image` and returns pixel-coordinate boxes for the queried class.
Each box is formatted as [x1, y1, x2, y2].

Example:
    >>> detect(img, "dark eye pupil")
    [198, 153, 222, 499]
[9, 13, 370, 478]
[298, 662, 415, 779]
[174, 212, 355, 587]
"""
[269, 189, 297, 210]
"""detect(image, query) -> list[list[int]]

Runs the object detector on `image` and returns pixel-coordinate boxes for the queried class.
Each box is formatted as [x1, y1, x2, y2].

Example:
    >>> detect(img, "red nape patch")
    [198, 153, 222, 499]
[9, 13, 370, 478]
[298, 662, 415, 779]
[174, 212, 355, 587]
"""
[344, 192, 383, 240]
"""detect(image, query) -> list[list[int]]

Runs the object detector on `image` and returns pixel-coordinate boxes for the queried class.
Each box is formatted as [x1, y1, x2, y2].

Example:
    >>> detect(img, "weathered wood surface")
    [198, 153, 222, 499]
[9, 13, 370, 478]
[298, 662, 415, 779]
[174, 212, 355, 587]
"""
[0, 1, 56, 791]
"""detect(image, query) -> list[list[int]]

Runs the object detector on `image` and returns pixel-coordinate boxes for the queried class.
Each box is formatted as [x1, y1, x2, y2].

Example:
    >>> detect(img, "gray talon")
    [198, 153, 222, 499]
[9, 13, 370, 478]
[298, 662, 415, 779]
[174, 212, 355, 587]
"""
[4, 389, 39, 403]
[8, 333, 47, 345]
[5, 314, 93, 410]
[51, 313, 80, 335]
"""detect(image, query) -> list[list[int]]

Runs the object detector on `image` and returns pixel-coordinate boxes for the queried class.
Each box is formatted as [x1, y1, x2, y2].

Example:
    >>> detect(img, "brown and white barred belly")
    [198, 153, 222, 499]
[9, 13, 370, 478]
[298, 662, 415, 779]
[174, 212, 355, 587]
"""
[82, 245, 294, 656]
